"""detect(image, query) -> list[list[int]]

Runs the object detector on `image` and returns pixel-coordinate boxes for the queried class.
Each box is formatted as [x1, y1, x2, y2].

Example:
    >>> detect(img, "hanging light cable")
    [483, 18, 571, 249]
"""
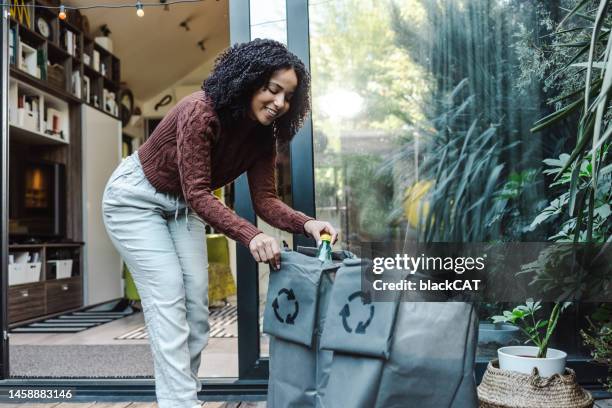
[136, 0, 144, 17]
[0, 0, 203, 12]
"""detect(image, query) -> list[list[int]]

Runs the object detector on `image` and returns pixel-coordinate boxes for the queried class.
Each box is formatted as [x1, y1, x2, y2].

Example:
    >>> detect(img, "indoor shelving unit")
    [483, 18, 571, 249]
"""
[7, 0, 122, 324]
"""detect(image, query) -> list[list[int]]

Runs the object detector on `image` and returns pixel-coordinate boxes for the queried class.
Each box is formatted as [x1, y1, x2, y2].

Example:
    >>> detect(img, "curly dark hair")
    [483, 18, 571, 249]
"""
[202, 38, 311, 145]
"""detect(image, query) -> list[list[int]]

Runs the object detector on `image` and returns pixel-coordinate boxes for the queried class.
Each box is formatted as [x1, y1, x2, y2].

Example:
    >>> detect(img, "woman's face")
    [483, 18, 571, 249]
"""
[249, 68, 297, 126]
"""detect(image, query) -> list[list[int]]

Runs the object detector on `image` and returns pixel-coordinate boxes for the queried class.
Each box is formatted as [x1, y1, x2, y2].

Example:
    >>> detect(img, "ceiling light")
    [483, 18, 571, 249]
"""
[136, 1, 144, 17]
[58, 4, 67, 20]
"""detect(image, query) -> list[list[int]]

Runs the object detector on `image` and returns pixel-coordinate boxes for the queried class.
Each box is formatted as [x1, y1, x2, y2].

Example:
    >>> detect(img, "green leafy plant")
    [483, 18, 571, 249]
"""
[491, 300, 572, 358]
[581, 303, 612, 391]
[528, 148, 611, 242]
[530, 0, 612, 244]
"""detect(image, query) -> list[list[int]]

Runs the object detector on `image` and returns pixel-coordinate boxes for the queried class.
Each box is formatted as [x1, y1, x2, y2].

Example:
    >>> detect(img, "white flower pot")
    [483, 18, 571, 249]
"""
[498, 346, 567, 378]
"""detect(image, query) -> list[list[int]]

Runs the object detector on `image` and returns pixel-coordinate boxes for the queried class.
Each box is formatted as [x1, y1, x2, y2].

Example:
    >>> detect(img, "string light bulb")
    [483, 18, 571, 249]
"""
[58, 4, 66, 20]
[136, 1, 144, 17]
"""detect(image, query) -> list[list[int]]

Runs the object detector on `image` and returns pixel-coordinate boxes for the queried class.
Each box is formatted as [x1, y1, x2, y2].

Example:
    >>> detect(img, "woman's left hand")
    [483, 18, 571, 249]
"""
[304, 219, 338, 245]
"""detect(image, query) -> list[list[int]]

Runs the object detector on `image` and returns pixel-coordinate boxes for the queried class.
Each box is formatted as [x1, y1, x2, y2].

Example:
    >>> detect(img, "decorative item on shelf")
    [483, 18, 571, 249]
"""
[95, 37, 113, 53]
[477, 360, 593, 408]
[95, 24, 113, 52]
[62, 29, 76, 56]
[104, 90, 118, 117]
[45, 107, 62, 134]
[100, 62, 107, 77]
[9, 25, 17, 65]
[18, 42, 38, 77]
[67, 8, 83, 32]
[71, 70, 81, 98]
[19, 94, 41, 132]
[83, 76, 91, 103]
[35, 16, 52, 40]
[47, 63, 65, 89]
[36, 48, 47, 80]
[93, 49, 100, 72]
[118, 87, 134, 127]
[10, 0, 32, 29]
[83, 53, 91, 66]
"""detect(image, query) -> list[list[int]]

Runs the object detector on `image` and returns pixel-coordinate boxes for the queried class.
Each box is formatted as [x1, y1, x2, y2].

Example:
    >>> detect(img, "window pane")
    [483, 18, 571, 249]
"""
[249, 0, 289, 359]
[309, 0, 604, 363]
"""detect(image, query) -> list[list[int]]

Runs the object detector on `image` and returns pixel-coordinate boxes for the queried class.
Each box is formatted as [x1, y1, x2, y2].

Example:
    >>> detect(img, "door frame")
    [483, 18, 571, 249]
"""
[232, 0, 316, 380]
[1, 3, 10, 381]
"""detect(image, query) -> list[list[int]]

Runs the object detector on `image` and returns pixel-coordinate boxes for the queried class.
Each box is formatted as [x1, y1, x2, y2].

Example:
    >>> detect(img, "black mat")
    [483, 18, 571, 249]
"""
[10, 300, 136, 333]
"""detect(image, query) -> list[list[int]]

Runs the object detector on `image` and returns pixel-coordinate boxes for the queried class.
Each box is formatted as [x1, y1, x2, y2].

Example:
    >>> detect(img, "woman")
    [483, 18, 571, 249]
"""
[102, 39, 337, 408]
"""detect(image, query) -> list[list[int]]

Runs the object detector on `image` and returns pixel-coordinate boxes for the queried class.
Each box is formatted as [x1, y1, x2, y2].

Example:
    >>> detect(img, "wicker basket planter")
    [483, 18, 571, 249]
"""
[478, 360, 593, 408]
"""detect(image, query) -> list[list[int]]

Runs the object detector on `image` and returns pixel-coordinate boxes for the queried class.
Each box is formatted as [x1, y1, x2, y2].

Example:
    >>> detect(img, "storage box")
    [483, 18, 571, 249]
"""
[48, 259, 73, 279]
[9, 262, 42, 286]
[47, 64, 66, 90]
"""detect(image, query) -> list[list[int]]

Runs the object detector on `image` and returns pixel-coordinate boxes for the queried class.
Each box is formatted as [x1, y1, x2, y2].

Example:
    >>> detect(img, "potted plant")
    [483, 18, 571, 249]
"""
[491, 300, 572, 377]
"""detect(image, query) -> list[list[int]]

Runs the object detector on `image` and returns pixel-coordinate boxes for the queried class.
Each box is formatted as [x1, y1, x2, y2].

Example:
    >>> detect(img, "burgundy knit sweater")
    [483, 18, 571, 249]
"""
[137, 90, 314, 247]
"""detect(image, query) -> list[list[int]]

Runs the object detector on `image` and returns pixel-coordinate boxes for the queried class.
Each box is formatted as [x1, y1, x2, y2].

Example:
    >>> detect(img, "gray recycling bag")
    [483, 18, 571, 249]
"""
[320, 260, 479, 408]
[373, 302, 479, 408]
[320, 257, 398, 358]
[263, 250, 323, 346]
[264, 248, 352, 408]
[319, 258, 396, 408]
[266, 251, 478, 408]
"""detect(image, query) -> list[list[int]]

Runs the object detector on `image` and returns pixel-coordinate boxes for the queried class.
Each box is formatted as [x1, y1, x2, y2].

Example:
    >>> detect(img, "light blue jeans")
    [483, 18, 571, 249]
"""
[102, 152, 209, 408]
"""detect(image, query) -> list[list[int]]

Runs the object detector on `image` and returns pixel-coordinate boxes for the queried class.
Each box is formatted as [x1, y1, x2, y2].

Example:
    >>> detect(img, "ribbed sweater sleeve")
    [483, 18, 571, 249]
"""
[176, 99, 263, 247]
[247, 145, 314, 234]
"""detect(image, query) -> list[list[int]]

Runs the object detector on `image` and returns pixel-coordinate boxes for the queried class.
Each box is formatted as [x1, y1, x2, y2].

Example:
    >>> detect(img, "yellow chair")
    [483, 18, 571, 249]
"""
[123, 233, 236, 304]
[206, 233, 236, 303]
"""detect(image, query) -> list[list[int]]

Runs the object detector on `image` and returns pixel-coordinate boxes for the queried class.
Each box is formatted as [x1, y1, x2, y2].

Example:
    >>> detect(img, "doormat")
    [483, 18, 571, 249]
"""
[116, 304, 238, 340]
[10, 303, 136, 333]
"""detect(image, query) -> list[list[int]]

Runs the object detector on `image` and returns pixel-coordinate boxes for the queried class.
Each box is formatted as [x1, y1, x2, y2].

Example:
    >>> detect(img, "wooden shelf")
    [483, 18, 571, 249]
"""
[9, 242, 84, 249]
[10, 66, 80, 103]
[46, 40, 70, 60]
[9, 124, 68, 146]
[7, 243, 84, 323]
[82, 101, 120, 121]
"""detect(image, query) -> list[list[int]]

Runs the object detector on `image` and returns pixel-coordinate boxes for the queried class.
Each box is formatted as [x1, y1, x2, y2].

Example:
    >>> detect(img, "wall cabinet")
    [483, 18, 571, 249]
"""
[8, 243, 83, 325]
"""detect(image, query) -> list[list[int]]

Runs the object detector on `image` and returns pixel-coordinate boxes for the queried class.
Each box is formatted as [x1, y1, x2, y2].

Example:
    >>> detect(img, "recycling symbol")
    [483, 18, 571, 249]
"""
[340, 291, 375, 334]
[272, 288, 299, 325]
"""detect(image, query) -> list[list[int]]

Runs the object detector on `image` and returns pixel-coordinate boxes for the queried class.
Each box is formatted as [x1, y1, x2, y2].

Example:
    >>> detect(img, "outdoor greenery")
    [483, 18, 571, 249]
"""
[581, 303, 612, 391]
[309, 0, 610, 370]
[514, 0, 612, 381]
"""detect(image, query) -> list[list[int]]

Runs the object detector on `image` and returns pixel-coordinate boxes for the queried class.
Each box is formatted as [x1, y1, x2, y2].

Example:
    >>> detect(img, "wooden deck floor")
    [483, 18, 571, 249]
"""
[0, 403, 265, 407]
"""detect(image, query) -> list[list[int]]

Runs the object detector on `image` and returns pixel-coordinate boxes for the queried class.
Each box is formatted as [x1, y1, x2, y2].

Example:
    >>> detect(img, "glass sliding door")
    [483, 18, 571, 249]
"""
[308, 0, 608, 380]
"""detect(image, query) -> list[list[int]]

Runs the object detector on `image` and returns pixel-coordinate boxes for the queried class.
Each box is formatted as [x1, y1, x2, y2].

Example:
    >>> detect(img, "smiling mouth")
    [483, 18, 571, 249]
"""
[265, 107, 278, 118]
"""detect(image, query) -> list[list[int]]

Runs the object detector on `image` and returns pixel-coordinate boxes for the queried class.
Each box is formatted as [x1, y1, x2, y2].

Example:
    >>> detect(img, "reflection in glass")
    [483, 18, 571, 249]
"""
[309, 0, 608, 362]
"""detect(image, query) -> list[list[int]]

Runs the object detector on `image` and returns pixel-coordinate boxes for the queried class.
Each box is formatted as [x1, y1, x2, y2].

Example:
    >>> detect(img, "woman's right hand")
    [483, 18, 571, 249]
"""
[249, 233, 281, 270]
